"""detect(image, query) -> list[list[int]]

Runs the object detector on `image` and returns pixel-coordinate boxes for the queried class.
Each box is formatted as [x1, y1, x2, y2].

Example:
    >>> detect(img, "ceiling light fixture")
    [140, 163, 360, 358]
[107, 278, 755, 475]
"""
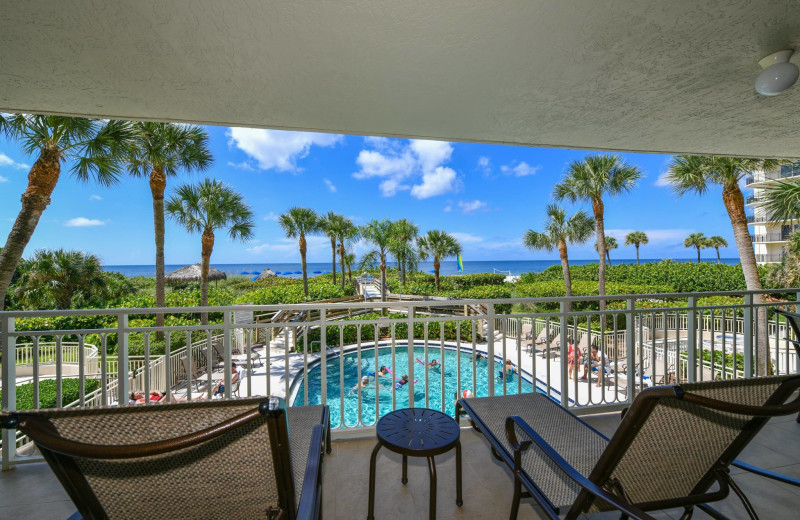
[755, 49, 798, 96]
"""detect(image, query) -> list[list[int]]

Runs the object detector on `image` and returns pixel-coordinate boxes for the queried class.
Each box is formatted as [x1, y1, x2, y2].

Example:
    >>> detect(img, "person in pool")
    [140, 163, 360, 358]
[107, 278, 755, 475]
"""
[475, 352, 485, 362]
[376, 365, 389, 377]
[428, 359, 440, 368]
[504, 359, 516, 375]
[398, 374, 409, 386]
[354, 375, 374, 390]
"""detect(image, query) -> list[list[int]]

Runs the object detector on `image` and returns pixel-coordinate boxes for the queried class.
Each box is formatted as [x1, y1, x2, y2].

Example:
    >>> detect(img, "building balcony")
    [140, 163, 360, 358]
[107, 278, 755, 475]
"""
[2, 290, 799, 517]
[755, 253, 787, 263]
[745, 162, 800, 186]
[746, 195, 767, 205]
[751, 232, 790, 243]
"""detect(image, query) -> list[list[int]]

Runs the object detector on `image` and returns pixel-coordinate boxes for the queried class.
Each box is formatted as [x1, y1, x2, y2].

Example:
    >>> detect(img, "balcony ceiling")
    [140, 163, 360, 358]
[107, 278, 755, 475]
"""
[1, 1, 799, 158]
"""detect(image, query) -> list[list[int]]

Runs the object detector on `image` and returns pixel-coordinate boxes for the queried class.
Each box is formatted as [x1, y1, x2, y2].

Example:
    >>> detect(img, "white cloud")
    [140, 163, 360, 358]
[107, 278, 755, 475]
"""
[500, 161, 540, 177]
[443, 205, 452, 212]
[457, 199, 488, 214]
[323, 178, 337, 193]
[477, 156, 491, 175]
[450, 232, 483, 244]
[654, 170, 671, 187]
[263, 212, 279, 221]
[89, 194, 102, 201]
[227, 160, 255, 172]
[65, 217, 106, 227]
[0, 153, 29, 170]
[227, 128, 343, 171]
[0, 175, 7, 183]
[354, 139, 460, 198]
[411, 167, 459, 199]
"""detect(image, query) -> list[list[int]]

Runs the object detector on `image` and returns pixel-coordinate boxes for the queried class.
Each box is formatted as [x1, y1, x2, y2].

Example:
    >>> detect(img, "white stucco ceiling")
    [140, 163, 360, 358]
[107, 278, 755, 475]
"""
[1, 1, 799, 157]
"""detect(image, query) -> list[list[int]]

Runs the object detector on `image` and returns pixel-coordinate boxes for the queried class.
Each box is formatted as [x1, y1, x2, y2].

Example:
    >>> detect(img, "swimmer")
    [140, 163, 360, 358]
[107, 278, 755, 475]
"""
[504, 359, 516, 375]
[397, 374, 410, 386]
[354, 375, 374, 390]
[429, 359, 440, 368]
[376, 365, 389, 377]
[475, 352, 485, 362]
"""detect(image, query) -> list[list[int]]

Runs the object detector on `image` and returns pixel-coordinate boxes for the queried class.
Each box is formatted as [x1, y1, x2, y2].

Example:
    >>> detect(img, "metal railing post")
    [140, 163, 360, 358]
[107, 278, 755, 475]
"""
[223, 311, 232, 399]
[407, 304, 415, 406]
[320, 308, 327, 405]
[626, 298, 635, 404]
[487, 303, 495, 397]
[117, 313, 129, 405]
[559, 301, 569, 408]
[2, 315, 17, 470]
[687, 296, 697, 382]
[743, 293, 754, 378]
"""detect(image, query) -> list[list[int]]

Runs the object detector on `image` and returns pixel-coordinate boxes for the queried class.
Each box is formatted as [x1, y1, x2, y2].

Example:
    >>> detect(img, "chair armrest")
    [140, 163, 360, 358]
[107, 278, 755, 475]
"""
[505, 415, 658, 520]
[732, 459, 800, 488]
[296, 424, 326, 520]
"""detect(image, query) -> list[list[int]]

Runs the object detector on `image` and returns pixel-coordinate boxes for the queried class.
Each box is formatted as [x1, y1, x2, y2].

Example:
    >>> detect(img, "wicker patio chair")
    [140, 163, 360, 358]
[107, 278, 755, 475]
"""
[1, 398, 331, 520]
[457, 376, 800, 520]
[773, 309, 800, 423]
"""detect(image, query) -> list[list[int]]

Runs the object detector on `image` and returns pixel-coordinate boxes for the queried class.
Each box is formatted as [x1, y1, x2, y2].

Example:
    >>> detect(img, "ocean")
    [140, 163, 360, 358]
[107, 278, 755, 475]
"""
[106, 258, 742, 278]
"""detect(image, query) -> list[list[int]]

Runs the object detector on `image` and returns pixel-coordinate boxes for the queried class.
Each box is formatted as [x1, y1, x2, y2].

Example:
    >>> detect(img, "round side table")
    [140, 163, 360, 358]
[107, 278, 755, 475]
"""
[367, 408, 462, 520]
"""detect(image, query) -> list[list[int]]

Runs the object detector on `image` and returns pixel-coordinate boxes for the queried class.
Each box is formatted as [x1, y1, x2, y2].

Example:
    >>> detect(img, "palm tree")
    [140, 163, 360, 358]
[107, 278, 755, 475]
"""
[417, 230, 462, 292]
[762, 178, 800, 224]
[0, 115, 134, 310]
[361, 219, 394, 302]
[523, 204, 594, 310]
[595, 236, 618, 265]
[12, 249, 108, 309]
[166, 179, 254, 324]
[624, 231, 649, 265]
[319, 212, 344, 285]
[127, 122, 212, 330]
[279, 208, 320, 297]
[666, 156, 781, 375]
[684, 232, 707, 264]
[707, 236, 728, 264]
[553, 154, 642, 310]
[343, 252, 357, 285]
[336, 218, 359, 291]
[388, 219, 420, 286]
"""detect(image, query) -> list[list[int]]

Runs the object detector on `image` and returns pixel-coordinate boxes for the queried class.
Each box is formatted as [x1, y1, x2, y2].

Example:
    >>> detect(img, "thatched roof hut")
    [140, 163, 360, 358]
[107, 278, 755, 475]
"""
[255, 268, 276, 281]
[165, 264, 227, 285]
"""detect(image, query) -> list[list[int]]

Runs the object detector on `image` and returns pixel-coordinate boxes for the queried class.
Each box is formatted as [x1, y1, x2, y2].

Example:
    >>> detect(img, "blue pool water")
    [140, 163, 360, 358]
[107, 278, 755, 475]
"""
[291, 343, 544, 428]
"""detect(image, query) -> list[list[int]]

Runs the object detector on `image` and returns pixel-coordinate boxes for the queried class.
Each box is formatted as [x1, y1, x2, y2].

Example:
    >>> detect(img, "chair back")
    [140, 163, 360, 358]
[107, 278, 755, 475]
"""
[574, 376, 800, 516]
[3, 398, 298, 520]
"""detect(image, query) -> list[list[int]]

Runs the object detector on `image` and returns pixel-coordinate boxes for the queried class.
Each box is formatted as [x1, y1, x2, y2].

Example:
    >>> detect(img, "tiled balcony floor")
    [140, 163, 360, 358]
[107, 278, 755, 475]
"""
[2, 412, 799, 519]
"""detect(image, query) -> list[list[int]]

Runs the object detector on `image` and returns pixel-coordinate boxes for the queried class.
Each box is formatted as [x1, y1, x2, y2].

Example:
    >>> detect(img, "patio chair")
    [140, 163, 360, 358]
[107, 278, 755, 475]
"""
[179, 353, 207, 392]
[773, 309, 800, 423]
[457, 376, 800, 520]
[1, 398, 331, 520]
[213, 340, 262, 370]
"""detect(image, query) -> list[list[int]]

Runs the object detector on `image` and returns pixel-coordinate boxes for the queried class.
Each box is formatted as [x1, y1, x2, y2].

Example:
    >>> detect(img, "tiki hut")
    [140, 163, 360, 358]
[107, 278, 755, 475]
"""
[165, 264, 227, 286]
[255, 268, 277, 281]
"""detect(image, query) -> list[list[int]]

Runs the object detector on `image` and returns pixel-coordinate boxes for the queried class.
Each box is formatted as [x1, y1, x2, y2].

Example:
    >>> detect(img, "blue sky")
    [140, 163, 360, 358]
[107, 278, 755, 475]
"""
[0, 126, 742, 266]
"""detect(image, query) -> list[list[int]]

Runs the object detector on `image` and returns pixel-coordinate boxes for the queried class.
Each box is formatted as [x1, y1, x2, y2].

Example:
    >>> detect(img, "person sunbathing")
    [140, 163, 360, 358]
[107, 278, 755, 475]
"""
[212, 362, 240, 397]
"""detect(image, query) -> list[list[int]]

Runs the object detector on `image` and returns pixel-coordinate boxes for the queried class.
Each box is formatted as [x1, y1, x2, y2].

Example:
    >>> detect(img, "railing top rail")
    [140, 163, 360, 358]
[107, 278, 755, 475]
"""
[1, 288, 797, 319]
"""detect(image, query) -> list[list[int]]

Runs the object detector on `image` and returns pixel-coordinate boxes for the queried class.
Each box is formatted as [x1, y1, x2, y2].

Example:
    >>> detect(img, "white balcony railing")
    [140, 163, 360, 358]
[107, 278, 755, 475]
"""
[2, 288, 799, 469]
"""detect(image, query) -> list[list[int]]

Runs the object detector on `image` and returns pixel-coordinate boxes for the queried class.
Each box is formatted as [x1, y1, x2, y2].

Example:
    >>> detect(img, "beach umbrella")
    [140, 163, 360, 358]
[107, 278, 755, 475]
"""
[254, 268, 277, 280]
[274, 271, 282, 275]
[294, 270, 302, 274]
[251, 270, 261, 275]
[240, 271, 250, 275]
[313, 270, 322, 274]
[428, 270, 436, 274]
[250, 275, 259, 281]
[165, 264, 227, 285]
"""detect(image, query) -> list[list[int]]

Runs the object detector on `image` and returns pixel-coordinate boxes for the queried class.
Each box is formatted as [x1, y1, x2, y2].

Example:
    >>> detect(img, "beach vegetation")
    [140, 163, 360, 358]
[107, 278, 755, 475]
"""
[624, 231, 648, 265]
[417, 230, 462, 292]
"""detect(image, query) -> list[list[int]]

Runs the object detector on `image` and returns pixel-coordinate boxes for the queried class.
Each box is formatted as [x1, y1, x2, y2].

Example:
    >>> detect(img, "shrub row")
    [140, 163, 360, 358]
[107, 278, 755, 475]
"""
[3, 378, 101, 410]
[520, 261, 749, 293]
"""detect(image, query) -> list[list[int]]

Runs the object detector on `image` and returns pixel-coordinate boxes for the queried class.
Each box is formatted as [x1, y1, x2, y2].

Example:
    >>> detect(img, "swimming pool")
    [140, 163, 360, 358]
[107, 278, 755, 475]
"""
[290, 342, 549, 428]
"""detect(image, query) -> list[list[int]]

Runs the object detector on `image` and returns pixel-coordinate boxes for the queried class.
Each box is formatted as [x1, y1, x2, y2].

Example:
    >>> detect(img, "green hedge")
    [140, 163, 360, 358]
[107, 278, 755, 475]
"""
[520, 261, 749, 293]
[2, 378, 101, 410]
[304, 312, 477, 350]
[389, 272, 506, 293]
[236, 279, 349, 305]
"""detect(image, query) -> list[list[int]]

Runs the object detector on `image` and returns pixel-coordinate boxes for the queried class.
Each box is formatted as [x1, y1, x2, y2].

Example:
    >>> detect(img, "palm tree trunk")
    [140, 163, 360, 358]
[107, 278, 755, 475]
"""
[722, 185, 769, 375]
[558, 239, 573, 313]
[200, 229, 214, 325]
[434, 257, 441, 292]
[696, 246, 701, 264]
[607, 250, 612, 266]
[716, 247, 721, 264]
[635, 244, 640, 265]
[339, 243, 346, 292]
[592, 198, 607, 312]
[330, 237, 337, 284]
[149, 167, 167, 335]
[379, 253, 387, 302]
[0, 148, 60, 311]
[299, 234, 309, 297]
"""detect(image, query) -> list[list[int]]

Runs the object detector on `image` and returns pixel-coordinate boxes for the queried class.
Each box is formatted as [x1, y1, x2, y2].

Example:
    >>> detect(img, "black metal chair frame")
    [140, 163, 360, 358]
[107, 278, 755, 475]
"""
[773, 309, 800, 423]
[458, 377, 800, 520]
[1, 399, 330, 520]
